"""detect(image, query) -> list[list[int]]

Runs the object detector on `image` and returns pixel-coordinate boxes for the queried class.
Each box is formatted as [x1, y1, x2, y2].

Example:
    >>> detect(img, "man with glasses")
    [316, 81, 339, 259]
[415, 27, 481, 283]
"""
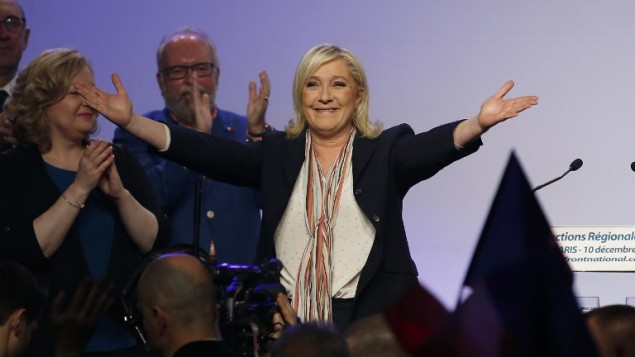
[0, 0, 28, 150]
[114, 27, 270, 265]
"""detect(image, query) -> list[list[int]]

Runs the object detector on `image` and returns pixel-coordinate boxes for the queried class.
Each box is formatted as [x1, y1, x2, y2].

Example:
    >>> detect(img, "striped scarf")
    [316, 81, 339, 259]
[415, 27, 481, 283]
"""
[293, 128, 356, 322]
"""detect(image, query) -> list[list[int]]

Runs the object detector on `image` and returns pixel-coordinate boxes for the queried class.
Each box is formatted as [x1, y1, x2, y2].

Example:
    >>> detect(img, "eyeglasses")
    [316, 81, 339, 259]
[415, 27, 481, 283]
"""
[159, 62, 216, 80]
[0, 16, 26, 33]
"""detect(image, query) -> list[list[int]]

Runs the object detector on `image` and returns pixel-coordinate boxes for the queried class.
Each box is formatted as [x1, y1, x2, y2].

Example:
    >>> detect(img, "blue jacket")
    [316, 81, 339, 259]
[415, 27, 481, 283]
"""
[113, 108, 261, 265]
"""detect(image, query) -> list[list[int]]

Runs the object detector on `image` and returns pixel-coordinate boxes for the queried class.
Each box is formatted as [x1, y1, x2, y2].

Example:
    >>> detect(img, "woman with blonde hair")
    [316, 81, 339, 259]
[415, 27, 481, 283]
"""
[78, 43, 537, 331]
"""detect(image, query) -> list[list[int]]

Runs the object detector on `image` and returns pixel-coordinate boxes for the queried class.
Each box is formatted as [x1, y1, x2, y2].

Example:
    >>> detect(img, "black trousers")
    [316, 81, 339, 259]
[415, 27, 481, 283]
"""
[332, 298, 355, 332]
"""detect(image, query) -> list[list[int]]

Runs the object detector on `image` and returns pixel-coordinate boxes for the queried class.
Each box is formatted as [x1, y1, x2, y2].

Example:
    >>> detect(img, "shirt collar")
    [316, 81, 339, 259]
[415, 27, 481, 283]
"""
[1, 76, 17, 94]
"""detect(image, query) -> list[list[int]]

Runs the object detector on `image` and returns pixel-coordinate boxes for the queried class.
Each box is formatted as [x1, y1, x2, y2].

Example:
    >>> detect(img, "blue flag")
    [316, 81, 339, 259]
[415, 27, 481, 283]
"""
[420, 152, 598, 356]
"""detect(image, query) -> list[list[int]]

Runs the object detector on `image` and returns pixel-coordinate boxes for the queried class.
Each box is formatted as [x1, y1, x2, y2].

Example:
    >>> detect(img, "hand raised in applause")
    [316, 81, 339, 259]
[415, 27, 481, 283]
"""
[247, 70, 271, 134]
[73, 140, 114, 194]
[98, 159, 126, 199]
[51, 277, 114, 357]
[190, 80, 213, 133]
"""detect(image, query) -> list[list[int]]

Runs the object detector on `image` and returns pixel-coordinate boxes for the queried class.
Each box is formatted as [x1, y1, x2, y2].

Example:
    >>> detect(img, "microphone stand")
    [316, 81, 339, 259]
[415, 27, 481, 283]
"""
[532, 169, 572, 192]
[193, 178, 203, 258]
[532, 158, 582, 193]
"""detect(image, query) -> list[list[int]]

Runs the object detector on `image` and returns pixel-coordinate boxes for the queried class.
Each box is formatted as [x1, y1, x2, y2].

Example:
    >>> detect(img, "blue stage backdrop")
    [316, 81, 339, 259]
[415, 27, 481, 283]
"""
[19, 0, 635, 309]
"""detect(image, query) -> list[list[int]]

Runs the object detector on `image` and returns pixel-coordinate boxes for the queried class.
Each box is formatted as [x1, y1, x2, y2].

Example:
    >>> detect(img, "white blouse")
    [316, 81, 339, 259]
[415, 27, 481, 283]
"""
[275, 161, 375, 299]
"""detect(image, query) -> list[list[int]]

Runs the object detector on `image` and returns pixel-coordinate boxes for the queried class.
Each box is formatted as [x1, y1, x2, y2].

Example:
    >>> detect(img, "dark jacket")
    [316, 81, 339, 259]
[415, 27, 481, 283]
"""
[162, 121, 481, 323]
[172, 340, 238, 357]
[0, 144, 168, 353]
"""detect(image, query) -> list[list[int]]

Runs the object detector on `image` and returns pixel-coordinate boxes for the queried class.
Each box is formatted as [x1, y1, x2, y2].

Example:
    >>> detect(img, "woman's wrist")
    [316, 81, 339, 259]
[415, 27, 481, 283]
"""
[124, 113, 137, 131]
[61, 193, 84, 210]
[247, 123, 273, 142]
[454, 116, 486, 148]
[65, 184, 90, 206]
[112, 188, 130, 203]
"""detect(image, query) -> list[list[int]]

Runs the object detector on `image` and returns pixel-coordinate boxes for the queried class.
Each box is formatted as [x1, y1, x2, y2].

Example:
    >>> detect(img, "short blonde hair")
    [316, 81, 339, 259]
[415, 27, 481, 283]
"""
[6, 48, 94, 152]
[286, 44, 382, 139]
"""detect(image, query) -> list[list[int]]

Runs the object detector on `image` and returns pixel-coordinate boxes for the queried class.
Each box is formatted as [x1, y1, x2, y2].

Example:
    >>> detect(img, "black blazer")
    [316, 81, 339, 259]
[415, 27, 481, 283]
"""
[163, 122, 481, 322]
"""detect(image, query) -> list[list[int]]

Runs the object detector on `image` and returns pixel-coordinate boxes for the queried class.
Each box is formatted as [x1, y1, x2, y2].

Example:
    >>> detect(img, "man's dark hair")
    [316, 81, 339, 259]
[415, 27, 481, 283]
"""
[345, 314, 408, 357]
[0, 260, 44, 324]
[270, 322, 350, 357]
[586, 304, 635, 357]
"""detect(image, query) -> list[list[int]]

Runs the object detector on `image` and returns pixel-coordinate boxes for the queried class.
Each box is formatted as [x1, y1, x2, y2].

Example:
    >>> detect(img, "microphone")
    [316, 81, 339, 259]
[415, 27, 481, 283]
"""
[532, 158, 583, 192]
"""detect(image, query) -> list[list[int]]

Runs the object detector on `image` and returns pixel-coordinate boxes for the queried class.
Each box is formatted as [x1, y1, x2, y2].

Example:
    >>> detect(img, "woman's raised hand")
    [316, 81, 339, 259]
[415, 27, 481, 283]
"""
[477, 80, 538, 131]
[76, 73, 134, 128]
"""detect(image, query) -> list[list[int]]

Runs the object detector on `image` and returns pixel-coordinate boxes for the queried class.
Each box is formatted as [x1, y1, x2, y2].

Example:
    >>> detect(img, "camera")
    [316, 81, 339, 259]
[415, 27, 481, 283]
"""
[215, 258, 286, 356]
[120, 247, 287, 356]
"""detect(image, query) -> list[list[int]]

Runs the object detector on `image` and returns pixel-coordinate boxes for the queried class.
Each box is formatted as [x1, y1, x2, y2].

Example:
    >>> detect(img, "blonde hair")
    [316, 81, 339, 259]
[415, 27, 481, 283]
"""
[5, 48, 94, 152]
[286, 44, 382, 139]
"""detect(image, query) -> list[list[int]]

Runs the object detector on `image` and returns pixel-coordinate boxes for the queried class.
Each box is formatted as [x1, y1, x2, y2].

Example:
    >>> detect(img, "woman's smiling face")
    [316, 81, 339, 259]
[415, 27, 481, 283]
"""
[301, 59, 363, 139]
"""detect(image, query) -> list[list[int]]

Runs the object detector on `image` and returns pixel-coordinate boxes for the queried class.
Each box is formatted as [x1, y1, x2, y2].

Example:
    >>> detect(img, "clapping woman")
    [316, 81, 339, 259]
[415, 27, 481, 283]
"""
[0, 48, 168, 355]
